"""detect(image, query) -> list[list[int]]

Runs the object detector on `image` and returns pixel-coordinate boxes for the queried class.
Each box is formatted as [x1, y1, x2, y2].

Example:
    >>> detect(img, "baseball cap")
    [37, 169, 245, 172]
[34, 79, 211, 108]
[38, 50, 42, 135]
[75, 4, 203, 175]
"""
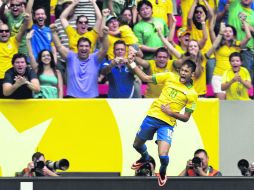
[106, 15, 117, 25]
[177, 27, 191, 38]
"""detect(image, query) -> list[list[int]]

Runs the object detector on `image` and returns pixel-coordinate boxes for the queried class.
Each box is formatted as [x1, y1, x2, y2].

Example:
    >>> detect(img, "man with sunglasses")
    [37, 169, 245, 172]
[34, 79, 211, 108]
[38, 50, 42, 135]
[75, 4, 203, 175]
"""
[0, 12, 30, 98]
[0, 0, 33, 55]
[60, 0, 101, 53]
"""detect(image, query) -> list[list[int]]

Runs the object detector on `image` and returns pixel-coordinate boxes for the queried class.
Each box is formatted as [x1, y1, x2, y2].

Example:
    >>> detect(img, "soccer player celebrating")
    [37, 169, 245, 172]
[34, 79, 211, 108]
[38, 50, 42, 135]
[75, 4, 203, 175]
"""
[128, 54, 198, 186]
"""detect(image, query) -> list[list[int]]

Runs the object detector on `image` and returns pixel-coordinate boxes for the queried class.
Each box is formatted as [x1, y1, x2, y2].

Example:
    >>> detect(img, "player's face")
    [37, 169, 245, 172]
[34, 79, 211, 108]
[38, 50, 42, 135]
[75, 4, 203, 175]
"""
[34, 8, 47, 27]
[77, 16, 89, 34]
[114, 44, 126, 57]
[0, 24, 10, 42]
[194, 152, 209, 170]
[230, 56, 242, 72]
[139, 4, 152, 20]
[13, 57, 27, 75]
[223, 27, 234, 41]
[77, 41, 91, 60]
[155, 52, 168, 68]
[179, 64, 194, 84]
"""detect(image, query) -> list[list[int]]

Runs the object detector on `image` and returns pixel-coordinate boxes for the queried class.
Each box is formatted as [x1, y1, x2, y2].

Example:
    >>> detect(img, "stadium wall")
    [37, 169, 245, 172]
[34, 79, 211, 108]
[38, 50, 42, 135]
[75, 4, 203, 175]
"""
[0, 99, 247, 177]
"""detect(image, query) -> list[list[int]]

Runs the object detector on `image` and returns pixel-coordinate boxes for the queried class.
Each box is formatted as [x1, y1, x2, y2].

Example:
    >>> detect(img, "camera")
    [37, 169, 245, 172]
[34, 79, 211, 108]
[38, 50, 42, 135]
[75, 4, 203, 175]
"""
[237, 159, 254, 176]
[135, 157, 156, 176]
[192, 157, 202, 168]
[46, 159, 70, 171]
[34, 160, 45, 170]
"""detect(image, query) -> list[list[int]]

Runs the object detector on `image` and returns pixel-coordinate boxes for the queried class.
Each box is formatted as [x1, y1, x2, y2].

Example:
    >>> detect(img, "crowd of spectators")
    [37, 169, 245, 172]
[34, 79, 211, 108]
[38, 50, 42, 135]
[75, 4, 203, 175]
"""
[0, 0, 253, 100]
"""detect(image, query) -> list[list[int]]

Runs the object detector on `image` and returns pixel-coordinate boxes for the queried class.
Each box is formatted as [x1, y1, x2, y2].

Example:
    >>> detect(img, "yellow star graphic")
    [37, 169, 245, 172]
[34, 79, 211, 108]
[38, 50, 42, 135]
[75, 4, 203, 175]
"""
[0, 112, 51, 176]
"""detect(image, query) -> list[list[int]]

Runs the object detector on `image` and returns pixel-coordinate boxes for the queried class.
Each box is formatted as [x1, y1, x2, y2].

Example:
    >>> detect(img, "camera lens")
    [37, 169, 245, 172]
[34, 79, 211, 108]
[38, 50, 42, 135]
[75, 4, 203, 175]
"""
[192, 157, 202, 168]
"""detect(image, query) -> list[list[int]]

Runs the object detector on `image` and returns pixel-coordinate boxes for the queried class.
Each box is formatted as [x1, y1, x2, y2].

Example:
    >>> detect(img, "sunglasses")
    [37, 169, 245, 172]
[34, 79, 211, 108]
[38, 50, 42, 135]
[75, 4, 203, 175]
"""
[78, 21, 89, 24]
[0, 29, 10, 33]
[195, 10, 203, 14]
[10, 4, 21, 7]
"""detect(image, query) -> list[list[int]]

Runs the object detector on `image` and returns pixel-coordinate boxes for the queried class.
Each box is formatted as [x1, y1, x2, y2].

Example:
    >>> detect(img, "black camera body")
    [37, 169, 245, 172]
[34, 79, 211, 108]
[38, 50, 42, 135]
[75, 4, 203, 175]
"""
[33, 159, 69, 176]
[192, 157, 202, 168]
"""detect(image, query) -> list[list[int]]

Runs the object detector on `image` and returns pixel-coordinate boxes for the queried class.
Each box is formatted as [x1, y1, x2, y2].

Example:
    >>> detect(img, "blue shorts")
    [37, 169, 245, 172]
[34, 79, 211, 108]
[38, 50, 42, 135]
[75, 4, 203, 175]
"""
[136, 116, 174, 144]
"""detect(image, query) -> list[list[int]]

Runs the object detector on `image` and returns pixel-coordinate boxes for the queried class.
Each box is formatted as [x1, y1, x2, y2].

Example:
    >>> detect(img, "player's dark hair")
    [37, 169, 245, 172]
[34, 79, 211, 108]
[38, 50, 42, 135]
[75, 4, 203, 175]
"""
[182, 60, 196, 72]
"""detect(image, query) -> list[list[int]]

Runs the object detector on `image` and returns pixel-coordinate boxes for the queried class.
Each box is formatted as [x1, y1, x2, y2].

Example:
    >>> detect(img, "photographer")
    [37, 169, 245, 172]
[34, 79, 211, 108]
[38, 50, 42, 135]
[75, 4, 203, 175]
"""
[179, 149, 222, 176]
[20, 152, 59, 177]
[238, 159, 254, 176]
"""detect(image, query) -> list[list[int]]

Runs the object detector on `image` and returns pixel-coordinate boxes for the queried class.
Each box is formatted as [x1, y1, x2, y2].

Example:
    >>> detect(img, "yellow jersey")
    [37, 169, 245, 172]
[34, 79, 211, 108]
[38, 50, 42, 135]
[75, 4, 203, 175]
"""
[147, 72, 198, 126]
[65, 26, 98, 53]
[193, 55, 207, 96]
[119, 25, 138, 45]
[181, 0, 218, 27]
[191, 22, 214, 58]
[214, 41, 241, 76]
[137, 0, 173, 24]
[0, 37, 19, 79]
[222, 67, 251, 100]
[145, 59, 175, 98]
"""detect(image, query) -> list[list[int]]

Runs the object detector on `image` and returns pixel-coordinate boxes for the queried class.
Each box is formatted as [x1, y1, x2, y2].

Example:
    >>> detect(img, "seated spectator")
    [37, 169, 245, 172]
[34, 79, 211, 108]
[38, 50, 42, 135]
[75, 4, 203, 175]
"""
[179, 149, 222, 176]
[26, 30, 63, 98]
[60, 0, 101, 53]
[100, 40, 136, 98]
[2, 53, 40, 99]
[221, 52, 252, 100]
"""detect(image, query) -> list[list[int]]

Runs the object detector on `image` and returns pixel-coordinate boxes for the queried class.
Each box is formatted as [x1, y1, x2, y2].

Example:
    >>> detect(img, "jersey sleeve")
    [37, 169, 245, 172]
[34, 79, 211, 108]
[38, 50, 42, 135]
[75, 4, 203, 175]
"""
[152, 72, 172, 85]
[185, 92, 198, 113]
